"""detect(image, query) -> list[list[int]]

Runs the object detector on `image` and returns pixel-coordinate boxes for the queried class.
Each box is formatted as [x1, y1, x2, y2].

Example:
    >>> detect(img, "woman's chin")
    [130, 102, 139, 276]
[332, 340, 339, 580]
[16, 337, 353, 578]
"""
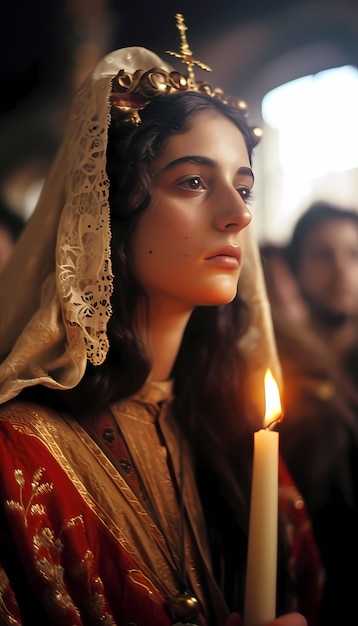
[197, 290, 238, 307]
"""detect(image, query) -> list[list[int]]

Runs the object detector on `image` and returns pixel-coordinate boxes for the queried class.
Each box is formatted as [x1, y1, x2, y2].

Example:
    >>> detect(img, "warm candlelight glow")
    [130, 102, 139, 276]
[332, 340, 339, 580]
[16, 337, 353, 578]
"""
[264, 369, 282, 428]
[244, 369, 281, 626]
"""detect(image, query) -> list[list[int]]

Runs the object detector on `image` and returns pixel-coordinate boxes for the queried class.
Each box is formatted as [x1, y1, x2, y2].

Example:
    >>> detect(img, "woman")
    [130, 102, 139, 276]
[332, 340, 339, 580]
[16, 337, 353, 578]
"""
[0, 15, 321, 626]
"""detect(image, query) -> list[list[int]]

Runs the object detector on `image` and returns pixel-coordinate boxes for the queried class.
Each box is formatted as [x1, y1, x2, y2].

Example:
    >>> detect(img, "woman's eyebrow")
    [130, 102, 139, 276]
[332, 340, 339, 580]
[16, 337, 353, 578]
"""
[160, 156, 214, 171]
[159, 156, 254, 181]
[238, 166, 254, 181]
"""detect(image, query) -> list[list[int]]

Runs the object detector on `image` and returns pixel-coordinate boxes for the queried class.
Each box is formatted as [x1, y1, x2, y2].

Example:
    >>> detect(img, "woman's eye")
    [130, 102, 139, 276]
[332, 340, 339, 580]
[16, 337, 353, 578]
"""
[178, 176, 206, 191]
[238, 187, 253, 203]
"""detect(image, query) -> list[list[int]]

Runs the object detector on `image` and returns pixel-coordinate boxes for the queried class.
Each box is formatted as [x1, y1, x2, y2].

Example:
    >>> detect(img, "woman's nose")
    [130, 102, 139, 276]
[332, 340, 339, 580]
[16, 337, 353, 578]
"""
[213, 187, 252, 232]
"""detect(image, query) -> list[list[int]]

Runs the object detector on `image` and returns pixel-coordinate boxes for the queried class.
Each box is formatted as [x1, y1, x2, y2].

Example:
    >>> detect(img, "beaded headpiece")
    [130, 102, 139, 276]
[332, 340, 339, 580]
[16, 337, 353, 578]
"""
[110, 13, 262, 145]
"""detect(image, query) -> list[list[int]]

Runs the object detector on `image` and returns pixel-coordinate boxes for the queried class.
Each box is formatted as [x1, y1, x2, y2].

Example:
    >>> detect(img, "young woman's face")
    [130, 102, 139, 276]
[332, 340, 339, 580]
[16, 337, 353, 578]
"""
[131, 109, 253, 313]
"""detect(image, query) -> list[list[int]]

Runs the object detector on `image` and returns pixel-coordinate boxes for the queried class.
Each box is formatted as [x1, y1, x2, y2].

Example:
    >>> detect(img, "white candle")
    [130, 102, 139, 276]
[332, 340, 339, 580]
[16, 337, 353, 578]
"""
[244, 369, 281, 626]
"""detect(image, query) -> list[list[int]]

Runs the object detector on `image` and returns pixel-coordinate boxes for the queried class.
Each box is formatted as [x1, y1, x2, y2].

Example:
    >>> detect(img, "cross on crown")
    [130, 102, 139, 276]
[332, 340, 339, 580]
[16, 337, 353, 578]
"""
[166, 13, 212, 88]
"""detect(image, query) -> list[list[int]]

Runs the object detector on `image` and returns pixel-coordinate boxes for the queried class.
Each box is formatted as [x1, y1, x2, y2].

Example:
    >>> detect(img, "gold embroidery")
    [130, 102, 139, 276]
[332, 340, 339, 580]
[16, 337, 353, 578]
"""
[66, 515, 84, 528]
[3, 402, 199, 615]
[1, 406, 168, 611]
[5, 467, 116, 624]
[7, 468, 52, 527]
[127, 568, 155, 596]
[0, 567, 21, 625]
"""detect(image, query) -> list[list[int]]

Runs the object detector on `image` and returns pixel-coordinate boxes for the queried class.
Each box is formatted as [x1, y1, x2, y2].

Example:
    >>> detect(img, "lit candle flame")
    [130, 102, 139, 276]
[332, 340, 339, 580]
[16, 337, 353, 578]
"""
[264, 369, 282, 429]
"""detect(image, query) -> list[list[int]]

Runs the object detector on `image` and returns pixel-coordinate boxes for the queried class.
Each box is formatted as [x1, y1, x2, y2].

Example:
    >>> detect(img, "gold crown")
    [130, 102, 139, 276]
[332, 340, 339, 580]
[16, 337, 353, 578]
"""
[110, 13, 262, 145]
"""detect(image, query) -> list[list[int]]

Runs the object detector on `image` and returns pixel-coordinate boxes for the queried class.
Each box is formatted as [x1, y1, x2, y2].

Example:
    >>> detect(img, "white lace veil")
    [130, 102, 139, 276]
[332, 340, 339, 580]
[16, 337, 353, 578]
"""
[0, 46, 281, 410]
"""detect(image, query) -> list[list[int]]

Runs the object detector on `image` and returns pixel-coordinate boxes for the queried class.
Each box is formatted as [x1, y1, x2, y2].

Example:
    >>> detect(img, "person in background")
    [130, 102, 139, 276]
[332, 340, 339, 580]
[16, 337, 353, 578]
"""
[261, 200, 358, 625]
[0, 15, 322, 626]
[0, 198, 25, 272]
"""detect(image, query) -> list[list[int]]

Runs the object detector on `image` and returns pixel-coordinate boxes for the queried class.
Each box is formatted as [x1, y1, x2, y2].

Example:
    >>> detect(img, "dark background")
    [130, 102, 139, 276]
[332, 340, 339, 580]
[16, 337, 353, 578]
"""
[0, 0, 357, 212]
[0, 0, 319, 115]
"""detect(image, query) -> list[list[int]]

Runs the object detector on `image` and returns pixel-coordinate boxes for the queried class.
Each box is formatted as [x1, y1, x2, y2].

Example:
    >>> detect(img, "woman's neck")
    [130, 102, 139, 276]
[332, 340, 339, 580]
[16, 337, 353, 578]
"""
[150, 312, 192, 381]
[137, 301, 192, 382]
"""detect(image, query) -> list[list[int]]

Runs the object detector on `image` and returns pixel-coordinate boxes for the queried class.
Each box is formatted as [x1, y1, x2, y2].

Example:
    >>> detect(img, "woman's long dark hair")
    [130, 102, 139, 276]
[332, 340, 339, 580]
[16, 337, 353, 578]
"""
[66, 92, 256, 422]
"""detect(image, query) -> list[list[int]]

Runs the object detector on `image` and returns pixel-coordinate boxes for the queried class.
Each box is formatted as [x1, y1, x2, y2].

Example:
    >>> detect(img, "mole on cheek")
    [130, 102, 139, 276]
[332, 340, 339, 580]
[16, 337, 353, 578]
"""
[148, 250, 153, 254]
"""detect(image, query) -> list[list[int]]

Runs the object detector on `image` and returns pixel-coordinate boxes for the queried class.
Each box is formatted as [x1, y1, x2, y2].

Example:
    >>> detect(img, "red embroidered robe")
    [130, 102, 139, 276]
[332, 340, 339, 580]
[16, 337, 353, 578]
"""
[0, 382, 322, 625]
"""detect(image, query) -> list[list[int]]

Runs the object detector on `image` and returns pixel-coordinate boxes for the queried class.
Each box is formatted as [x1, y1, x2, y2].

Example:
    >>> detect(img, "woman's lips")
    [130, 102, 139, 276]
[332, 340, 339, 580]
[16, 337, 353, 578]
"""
[205, 246, 242, 268]
[206, 255, 240, 268]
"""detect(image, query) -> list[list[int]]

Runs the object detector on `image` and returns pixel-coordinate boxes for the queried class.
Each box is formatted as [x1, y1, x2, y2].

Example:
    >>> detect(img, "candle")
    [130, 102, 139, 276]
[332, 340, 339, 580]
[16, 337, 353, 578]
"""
[244, 369, 282, 626]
